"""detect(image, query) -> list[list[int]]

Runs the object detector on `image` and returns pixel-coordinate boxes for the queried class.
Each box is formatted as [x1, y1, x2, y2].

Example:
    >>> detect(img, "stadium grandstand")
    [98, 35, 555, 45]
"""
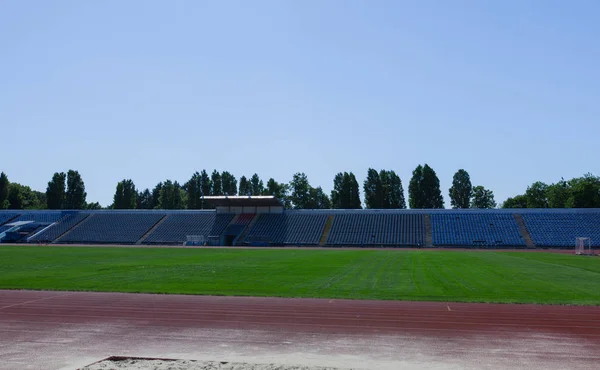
[0, 197, 599, 250]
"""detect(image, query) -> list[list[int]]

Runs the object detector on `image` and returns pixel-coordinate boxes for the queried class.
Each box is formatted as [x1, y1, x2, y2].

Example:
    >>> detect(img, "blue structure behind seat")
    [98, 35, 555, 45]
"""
[29, 212, 90, 243]
[244, 212, 328, 245]
[326, 212, 424, 246]
[522, 212, 600, 247]
[60, 212, 165, 244]
[0, 211, 63, 234]
[431, 213, 524, 247]
[143, 212, 233, 244]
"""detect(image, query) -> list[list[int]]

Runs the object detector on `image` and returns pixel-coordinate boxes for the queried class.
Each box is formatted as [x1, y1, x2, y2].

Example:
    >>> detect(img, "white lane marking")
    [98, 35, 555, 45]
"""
[447, 305, 452, 311]
[0, 292, 75, 311]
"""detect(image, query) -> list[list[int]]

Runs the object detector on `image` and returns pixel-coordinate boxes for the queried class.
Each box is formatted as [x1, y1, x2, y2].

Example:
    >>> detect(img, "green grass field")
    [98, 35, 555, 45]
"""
[1, 246, 599, 304]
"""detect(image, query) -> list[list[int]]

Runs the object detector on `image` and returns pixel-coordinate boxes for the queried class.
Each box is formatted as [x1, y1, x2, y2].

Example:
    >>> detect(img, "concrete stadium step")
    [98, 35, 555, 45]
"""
[54, 214, 92, 244]
[424, 214, 433, 248]
[136, 214, 168, 245]
[319, 215, 335, 246]
[513, 214, 536, 249]
[234, 214, 260, 246]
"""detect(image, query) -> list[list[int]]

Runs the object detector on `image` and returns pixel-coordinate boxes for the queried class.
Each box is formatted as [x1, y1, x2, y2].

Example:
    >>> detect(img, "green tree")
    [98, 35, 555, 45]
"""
[151, 182, 162, 209]
[64, 170, 86, 209]
[502, 195, 528, 208]
[289, 172, 312, 209]
[332, 172, 362, 209]
[113, 179, 137, 209]
[238, 176, 250, 196]
[264, 178, 291, 208]
[159, 180, 185, 209]
[184, 172, 202, 209]
[221, 171, 237, 196]
[387, 170, 406, 209]
[0, 172, 9, 209]
[46, 172, 66, 209]
[566, 174, 600, 208]
[308, 186, 331, 209]
[409, 164, 444, 208]
[449, 169, 472, 209]
[137, 189, 153, 209]
[7, 183, 42, 209]
[211, 170, 223, 196]
[525, 181, 548, 208]
[86, 202, 102, 210]
[471, 185, 497, 209]
[547, 179, 570, 208]
[363, 168, 381, 209]
[249, 173, 264, 196]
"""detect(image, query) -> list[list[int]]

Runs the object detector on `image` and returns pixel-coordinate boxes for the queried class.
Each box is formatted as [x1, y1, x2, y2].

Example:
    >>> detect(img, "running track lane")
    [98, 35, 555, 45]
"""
[1, 290, 600, 370]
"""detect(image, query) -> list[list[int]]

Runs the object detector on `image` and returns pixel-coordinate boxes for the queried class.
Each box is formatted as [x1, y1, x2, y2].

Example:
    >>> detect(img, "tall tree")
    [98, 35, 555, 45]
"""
[547, 179, 570, 208]
[211, 170, 223, 196]
[0, 172, 9, 209]
[264, 178, 291, 208]
[151, 182, 162, 209]
[184, 172, 202, 209]
[137, 188, 153, 209]
[86, 202, 102, 210]
[113, 179, 137, 209]
[387, 170, 406, 209]
[238, 176, 250, 196]
[409, 164, 444, 208]
[289, 172, 312, 209]
[363, 168, 381, 209]
[308, 186, 331, 209]
[158, 180, 184, 209]
[249, 173, 264, 196]
[449, 169, 472, 209]
[566, 173, 600, 208]
[525, 181, 548, 208]
[64, 170, 86, 209]
[7, 183, 43, 209]
[471, 185, 497, 209]
[221, 171, 237, 196]
[46, 172, 66, 209]
[502, 195, 528, 208]
[332, 172, 362, 209]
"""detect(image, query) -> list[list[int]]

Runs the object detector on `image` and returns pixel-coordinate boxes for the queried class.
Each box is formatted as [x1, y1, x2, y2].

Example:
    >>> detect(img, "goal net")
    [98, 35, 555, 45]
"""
[575, 237, 593, 255]
[185, 235, 206, 246]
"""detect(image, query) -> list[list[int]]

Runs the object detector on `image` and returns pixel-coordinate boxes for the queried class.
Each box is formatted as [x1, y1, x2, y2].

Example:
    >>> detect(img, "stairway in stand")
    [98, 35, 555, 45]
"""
[513, 214, 536, 249]
[424, 214, 433, 248]
[319, 215, 335, 247]
[136, 215, 168, 245]
[234, 214, 260, 246]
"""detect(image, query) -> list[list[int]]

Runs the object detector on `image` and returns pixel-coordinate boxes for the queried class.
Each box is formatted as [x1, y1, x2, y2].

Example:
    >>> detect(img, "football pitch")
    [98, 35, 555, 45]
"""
[1, 246, 599, 305]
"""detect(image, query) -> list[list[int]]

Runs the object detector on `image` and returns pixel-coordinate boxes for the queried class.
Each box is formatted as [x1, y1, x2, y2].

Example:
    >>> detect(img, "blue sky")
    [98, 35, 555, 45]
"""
[1, 0, 598, 207]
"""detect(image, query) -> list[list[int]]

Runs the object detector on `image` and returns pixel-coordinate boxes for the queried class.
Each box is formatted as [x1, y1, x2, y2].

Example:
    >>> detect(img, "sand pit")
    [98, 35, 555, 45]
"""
[81, 358, 347, 370]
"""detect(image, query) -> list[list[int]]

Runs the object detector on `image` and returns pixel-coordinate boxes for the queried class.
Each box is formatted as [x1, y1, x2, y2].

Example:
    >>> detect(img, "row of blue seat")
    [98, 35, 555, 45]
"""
[1, 210, 599, 247]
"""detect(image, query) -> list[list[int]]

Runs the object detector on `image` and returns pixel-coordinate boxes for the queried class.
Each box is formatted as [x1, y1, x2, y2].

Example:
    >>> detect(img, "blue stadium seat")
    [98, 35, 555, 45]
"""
[431, 213, 524, 247]
[243, 212, 328, 245]
[326, 212, 424, 247]
[59, 212, 165, 244]
[522, 212, 600, 248]
[143, 212, 233, 244]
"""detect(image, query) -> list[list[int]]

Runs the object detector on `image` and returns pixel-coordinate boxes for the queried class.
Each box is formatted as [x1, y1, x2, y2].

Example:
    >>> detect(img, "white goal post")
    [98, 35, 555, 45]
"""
[575, 237, 593, 255]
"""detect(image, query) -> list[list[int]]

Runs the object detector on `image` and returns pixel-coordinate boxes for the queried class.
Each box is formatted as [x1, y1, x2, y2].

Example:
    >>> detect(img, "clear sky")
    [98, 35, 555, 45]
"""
[1, 0, 598, 207]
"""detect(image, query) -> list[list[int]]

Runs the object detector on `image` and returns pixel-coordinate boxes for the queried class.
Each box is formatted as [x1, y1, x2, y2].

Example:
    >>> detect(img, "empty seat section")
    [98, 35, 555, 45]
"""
[234, 213, 255, 225]
[29, 212, 89, 243]
[521, 212, 600, 248]
[431, 213, 524, 247]
[326, 213, 425, 246]
[144, 212, 233, 244]
[0, 212, 62, 234]
[60, 212, 165, 244]
[244, 213, 328, 245]
[0, 212, 19, 227]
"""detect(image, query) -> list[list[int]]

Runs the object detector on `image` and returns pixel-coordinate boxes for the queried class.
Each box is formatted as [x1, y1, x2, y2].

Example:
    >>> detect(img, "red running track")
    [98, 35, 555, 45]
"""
[1, 290, 600, 369]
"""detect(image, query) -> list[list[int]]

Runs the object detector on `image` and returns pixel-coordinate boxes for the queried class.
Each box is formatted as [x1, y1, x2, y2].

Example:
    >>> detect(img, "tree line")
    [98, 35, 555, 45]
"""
[502, 174, 600, 208]
[2, 167, 597, 211]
